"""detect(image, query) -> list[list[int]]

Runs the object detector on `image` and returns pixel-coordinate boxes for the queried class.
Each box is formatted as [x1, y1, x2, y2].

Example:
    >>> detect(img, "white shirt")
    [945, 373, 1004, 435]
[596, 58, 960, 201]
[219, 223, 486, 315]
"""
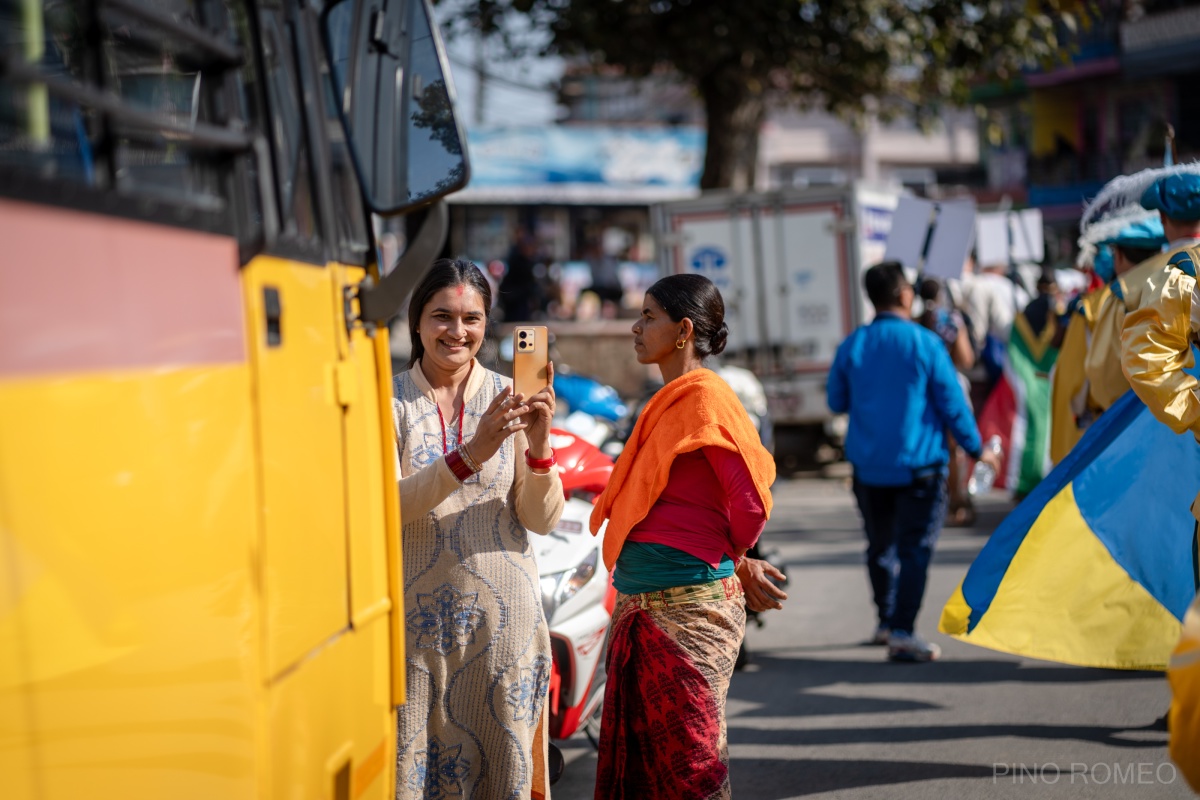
[961, 271, 1028, 345]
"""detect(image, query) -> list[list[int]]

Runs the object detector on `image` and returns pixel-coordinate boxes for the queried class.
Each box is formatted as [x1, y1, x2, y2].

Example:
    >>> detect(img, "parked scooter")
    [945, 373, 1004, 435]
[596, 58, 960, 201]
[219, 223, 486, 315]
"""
[534, 429, 616, 758]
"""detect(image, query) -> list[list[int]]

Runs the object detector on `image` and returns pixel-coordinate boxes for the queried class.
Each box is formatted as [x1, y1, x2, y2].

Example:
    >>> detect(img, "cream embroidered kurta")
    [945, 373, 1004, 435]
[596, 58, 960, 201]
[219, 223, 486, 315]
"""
[392, 360, 563, 800]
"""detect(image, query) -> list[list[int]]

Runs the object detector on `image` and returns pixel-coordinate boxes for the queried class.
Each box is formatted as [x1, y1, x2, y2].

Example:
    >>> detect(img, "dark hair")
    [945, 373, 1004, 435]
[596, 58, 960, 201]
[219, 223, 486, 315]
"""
[1035, 268, 1059, 291]
[407, 258, 493, 368]
[864, 261, 909, 309]
[645, 273, 728, 358]
[1115, 245, 1160, 267]
[917, 276, 942, 303]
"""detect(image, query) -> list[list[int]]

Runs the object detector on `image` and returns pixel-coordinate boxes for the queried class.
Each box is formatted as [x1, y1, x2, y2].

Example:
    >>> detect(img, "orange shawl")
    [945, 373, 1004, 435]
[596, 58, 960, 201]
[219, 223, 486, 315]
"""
[589, 368, 776, 570]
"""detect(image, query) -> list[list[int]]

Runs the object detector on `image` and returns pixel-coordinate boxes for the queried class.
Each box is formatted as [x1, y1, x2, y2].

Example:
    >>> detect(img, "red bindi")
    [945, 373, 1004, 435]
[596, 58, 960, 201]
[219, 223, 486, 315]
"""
[456, 284, 465, 297]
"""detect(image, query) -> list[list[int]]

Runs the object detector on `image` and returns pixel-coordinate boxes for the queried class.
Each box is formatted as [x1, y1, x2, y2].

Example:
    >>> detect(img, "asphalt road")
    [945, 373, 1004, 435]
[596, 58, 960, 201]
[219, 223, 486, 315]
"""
[552, 470, 1192, 799]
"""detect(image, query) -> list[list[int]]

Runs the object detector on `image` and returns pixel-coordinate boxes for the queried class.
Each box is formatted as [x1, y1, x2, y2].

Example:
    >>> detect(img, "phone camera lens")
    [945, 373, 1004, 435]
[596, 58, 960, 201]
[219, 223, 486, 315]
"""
[519, 331, 527, 339]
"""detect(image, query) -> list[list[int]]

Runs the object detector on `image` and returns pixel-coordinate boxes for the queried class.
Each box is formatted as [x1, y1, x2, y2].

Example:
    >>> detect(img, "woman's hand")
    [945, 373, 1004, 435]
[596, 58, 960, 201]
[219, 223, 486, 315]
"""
[466, 387, 529, 464]
[523, 361, 556, 461]
[737, 557, 788, 612]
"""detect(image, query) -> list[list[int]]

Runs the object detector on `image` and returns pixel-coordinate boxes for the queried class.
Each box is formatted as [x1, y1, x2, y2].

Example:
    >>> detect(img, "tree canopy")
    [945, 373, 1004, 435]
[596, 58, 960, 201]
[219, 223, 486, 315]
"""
[439, 0, 1075, 189]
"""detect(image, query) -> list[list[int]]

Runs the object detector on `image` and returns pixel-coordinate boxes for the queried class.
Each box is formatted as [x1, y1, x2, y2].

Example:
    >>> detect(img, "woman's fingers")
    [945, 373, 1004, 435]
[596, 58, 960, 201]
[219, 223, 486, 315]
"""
[501, 404, 530, 423]
[484, 386, 512, 414]
[525, 382, 555, 419]
[486, 387, 526, 415]
[737, 557, 787, 611]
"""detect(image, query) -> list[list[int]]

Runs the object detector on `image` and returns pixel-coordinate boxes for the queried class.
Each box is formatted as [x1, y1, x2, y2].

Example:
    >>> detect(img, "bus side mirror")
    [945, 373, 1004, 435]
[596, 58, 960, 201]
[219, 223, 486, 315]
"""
[320, 0, 469, 215]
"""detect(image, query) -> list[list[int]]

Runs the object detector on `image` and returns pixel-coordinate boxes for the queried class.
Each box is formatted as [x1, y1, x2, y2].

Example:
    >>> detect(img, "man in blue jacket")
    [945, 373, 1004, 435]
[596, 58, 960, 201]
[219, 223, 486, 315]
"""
[828, 261, 999, 662]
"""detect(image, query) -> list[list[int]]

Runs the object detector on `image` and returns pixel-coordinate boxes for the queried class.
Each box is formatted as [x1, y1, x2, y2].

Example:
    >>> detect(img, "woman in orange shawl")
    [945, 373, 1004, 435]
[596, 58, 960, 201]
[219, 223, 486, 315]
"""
[589, 274, 777, 800]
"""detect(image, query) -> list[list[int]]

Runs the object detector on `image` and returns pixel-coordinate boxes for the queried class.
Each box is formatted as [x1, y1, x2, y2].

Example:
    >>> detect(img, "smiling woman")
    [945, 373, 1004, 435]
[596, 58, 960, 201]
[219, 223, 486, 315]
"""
[391, 258, 564, 800]
[406, 260, 493, 372]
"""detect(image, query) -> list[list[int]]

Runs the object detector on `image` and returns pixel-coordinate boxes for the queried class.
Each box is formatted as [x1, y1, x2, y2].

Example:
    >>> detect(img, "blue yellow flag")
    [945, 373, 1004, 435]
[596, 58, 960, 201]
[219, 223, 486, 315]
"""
[941, 389, 1200, 670]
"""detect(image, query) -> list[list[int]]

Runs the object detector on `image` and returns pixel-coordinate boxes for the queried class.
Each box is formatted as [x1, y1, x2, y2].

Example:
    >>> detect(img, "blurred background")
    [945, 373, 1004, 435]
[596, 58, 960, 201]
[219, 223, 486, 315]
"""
[376, 0, 1200, 471]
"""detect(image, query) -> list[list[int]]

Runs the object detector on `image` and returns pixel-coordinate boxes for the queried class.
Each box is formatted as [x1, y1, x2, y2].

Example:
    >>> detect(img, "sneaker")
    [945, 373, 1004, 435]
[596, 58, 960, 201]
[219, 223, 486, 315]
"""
[867, 625, 890, 646]
[887, 631, 941, 662]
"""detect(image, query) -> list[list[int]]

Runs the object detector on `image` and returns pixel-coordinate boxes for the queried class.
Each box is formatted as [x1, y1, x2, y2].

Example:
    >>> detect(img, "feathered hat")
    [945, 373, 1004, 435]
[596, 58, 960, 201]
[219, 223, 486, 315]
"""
[1075, 162, 1200, 270]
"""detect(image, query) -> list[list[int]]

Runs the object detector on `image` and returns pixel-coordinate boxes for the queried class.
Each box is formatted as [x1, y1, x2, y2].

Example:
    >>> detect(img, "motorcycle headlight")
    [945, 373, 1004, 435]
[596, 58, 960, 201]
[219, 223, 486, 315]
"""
[540, 549, 599, 621]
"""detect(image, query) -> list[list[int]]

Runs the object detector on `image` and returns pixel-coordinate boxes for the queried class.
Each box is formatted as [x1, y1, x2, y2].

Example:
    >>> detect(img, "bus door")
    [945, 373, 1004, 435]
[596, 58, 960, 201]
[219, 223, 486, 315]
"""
[243, 0, 350, 685]
[253, 0, 472, 788]
[244, 0, 394, 795]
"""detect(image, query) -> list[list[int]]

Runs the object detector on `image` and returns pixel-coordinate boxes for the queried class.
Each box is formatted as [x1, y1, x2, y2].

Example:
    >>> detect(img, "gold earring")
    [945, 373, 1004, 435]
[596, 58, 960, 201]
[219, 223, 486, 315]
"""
[676, 339, 687, 349]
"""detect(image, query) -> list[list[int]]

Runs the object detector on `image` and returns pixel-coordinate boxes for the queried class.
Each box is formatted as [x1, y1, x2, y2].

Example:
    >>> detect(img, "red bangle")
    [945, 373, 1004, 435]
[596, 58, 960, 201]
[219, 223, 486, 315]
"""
[525, 449, 556, 469]
[446, 450, 475, 482]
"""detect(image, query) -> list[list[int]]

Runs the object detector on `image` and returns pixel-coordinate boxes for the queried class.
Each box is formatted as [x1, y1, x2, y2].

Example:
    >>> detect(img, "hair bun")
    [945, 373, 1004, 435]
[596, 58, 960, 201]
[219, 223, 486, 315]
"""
[709, 322, 729, 356]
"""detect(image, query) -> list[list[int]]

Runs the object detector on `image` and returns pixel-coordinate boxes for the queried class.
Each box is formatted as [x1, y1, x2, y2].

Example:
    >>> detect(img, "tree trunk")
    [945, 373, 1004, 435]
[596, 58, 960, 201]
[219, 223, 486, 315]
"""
[698, 70, 766, 191]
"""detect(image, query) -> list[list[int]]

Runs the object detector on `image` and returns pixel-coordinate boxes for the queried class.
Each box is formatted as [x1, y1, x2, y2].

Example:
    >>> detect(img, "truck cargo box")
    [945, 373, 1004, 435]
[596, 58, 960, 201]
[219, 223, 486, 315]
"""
[654, 184, 903, 468]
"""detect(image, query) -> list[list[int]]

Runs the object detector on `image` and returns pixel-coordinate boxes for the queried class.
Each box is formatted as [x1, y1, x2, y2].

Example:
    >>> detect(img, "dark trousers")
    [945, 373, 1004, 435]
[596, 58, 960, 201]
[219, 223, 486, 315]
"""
[852, 473, 948, 635]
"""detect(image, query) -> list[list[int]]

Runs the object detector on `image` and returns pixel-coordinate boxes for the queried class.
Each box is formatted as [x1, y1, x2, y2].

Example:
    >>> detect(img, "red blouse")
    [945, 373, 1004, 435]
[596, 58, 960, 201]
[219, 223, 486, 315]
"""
[625, 446, 767, 567]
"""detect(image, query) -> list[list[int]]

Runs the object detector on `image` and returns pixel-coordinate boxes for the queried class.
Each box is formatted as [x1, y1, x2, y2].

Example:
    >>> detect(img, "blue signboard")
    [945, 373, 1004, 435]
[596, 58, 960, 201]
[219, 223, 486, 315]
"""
[457, 126, 705, 200]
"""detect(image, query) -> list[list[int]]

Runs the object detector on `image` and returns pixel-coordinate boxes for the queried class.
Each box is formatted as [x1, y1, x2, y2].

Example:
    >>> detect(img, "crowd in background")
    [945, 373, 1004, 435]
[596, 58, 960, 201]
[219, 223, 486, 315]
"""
[908, 254, 1088, 519]
[488, 227, 653, 323]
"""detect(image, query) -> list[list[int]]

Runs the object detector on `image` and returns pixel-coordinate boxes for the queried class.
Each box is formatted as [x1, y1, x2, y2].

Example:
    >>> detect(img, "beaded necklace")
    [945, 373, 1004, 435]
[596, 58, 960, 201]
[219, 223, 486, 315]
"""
[430, 359, 473, 453]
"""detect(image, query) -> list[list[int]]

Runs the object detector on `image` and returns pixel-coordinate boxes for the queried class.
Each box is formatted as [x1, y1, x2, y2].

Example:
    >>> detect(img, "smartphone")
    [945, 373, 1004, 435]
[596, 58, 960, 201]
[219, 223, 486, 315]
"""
[512, 325, 549, 401]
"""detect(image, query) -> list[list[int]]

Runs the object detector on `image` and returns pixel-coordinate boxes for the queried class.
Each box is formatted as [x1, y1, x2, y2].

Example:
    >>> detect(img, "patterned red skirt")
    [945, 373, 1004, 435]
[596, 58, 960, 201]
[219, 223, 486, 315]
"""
[594, 576, 746, 800]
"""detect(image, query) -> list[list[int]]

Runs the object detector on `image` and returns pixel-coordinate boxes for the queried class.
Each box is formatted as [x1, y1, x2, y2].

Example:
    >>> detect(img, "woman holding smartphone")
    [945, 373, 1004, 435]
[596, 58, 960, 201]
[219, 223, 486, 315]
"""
[391, 259, 562, 800]
[589, 273, 776, 800]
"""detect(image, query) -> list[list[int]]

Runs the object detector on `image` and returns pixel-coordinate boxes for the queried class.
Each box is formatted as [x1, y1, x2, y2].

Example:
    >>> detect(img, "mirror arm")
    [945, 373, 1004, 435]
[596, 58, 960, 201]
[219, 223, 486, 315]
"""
[357, 199, 449, 324]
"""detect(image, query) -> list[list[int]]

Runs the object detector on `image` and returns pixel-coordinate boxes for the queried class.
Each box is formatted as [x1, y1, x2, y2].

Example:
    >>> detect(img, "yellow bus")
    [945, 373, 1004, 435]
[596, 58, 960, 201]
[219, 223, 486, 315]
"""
[0, 0, 468, 796]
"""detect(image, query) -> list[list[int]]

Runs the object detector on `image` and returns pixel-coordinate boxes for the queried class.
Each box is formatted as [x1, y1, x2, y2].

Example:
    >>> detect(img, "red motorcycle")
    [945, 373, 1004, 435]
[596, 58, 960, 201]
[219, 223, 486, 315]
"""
[534, 429, 616, 763]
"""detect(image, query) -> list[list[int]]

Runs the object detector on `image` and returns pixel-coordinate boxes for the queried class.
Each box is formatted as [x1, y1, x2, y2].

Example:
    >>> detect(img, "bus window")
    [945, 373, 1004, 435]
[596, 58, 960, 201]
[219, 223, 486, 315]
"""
[0, 0, 103, 186]
[314, 19, 369, 267]
[258, 1, 322, 259]
[0, 0, 264, 246]
[102, 0, 223, 206]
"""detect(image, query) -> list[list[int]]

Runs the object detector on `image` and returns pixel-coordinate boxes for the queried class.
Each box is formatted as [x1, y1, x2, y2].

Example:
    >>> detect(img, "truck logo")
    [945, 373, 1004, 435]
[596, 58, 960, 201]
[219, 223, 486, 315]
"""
[690, 246, 727, 272]
[861, 206, 894, 242]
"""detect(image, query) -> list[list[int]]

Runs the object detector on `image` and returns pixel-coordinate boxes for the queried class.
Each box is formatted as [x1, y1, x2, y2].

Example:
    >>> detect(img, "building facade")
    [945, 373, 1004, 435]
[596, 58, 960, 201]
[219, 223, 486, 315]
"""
[978, 0, 1200, 262]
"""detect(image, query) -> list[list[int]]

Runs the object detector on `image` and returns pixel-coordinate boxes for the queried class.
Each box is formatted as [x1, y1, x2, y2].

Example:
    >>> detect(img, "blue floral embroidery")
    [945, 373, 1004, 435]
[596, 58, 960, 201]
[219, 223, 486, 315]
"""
[407, 737, 470, 799]
[407, 584, 485, 654]
[410, 422, 480, 485]
[506, 655, 551, 723]
[411, 431, 447, 469]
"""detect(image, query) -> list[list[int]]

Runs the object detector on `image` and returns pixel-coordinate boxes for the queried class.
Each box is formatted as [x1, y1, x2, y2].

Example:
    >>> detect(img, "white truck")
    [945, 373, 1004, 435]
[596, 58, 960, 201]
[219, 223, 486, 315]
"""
[654, 183, 903, 471]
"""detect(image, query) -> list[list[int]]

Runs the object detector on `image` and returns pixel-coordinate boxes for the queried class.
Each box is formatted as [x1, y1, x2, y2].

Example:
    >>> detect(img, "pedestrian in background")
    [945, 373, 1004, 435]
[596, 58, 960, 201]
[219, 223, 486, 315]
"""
[589, 273, 776, 799]
[499, 228, 541, 321]
[918, 277, 976, 526]
[1049, 249, 1114, 465]
[392, 259, 564, 800]
[961, 258, 1028, 412]
[828, 261, 1000, 662]
[1005, 269, 1062, 499]
[1085, 222, 1168, 411]
[584, 238, 626, 317]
